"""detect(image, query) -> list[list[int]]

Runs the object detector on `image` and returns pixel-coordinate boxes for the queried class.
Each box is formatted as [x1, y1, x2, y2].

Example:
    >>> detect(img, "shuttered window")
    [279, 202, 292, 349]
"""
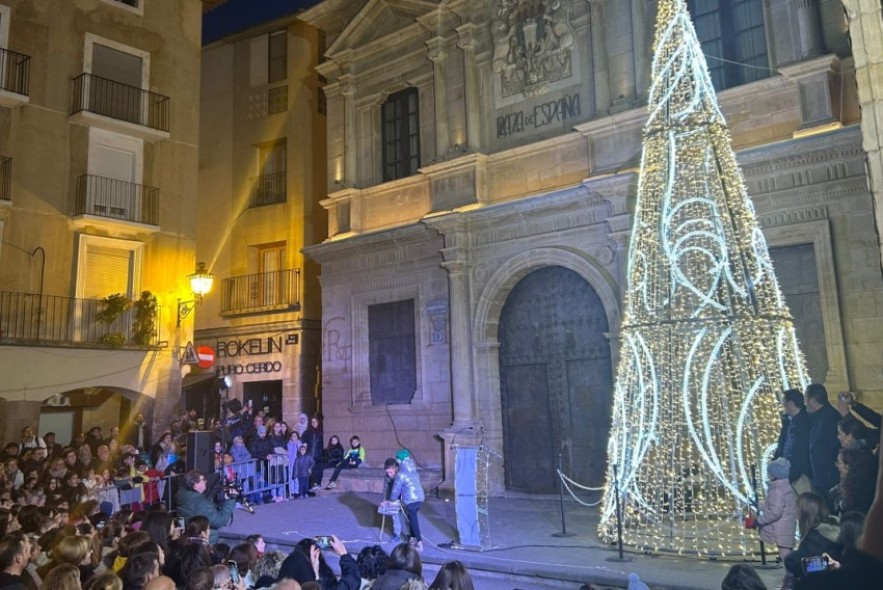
[368, 299, 417, 404]
[83, 245, 132, 299]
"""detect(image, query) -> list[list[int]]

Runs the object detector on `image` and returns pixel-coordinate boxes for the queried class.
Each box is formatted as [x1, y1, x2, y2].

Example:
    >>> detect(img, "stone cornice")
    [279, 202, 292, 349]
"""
[305, 223, 443, 274]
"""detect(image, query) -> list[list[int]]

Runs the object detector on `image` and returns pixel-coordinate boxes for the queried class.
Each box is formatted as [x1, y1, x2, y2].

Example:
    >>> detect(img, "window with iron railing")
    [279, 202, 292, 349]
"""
[0, 291, 158, 346]
[0, 47, 30, 96]
[0, 156, 11, 201]
[71, 73, 169, 132]
[75, 174, 159, 226]
[220, 269, 300, 315]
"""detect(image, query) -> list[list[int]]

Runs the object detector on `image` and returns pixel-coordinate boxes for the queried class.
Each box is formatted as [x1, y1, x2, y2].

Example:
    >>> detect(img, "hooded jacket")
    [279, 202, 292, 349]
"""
[756, 477, 798, 548]
[785, 522, 842, 577]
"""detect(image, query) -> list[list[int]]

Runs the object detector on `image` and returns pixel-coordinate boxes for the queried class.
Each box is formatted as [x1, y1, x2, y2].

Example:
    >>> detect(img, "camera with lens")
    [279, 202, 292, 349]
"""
[219, 475, 254, 514]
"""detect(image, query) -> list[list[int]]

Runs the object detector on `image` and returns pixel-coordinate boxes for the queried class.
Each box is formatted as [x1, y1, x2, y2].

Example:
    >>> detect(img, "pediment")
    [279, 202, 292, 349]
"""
[327, 0, 440, 56]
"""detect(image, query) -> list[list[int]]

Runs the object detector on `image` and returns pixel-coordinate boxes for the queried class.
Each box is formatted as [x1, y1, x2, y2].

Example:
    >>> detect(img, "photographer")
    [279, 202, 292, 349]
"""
[174, 470, 235, 544]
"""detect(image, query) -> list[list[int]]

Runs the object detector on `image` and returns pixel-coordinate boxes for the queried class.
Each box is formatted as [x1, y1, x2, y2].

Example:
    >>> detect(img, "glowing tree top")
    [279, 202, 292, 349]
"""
[598, 0, 808, 556]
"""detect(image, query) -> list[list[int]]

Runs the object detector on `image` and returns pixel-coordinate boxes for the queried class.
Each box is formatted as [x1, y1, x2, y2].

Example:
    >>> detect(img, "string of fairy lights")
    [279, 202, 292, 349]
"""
[598, 0, 809, 556]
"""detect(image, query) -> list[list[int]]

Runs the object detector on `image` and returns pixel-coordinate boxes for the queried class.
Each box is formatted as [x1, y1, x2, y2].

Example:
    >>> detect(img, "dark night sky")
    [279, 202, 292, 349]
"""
[203, 0, 325, 45]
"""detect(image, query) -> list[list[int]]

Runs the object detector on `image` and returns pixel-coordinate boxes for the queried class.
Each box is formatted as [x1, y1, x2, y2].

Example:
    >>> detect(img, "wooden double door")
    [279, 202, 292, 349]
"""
[499, 266, 614, 493]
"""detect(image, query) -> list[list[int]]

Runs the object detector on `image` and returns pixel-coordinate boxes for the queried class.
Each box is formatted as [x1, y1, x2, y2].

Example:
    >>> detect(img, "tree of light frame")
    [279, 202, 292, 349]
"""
[598, 0, 809, 556]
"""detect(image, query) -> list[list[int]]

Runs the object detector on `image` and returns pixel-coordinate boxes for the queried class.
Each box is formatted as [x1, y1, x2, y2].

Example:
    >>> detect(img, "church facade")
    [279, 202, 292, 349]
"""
[301, 0, 883, 493]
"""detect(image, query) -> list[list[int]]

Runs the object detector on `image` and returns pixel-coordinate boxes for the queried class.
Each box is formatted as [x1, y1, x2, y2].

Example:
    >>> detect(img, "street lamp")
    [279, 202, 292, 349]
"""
[176, 262, 214, 327]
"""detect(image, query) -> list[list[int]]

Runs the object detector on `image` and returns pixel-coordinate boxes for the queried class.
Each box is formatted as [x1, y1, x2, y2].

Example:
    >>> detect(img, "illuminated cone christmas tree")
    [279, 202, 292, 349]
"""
[598, 0, 808, 556]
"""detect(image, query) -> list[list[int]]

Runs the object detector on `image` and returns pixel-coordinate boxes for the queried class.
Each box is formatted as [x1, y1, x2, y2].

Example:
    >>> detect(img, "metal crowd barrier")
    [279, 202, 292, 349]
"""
[89, 457, 297, 515]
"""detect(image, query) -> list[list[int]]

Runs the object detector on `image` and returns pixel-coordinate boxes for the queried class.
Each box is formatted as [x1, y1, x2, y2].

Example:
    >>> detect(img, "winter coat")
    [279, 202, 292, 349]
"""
[342, 445, 366, 466]
[776, 410, 811, 482]
[174, 488, 235, 544]
[756, 478, 797, 548]
[230, 442, 252, 463]
[248, 435, 275, 460]
[293, 454, 315, 478]
[785, 522, 842, 577]
[391, 457, 425, 505]
[807, 404, 841, 491]
[287, 440, 303, 468]
[302, 427, 324, 460]
[320, 443, 345, 466]
[368, 568, 421, 590]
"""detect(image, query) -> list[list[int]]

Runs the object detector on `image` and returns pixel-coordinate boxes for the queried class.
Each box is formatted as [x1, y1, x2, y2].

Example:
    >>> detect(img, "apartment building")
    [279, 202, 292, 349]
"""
[0, 0, 204, 443]
[194, 9, 327, 422]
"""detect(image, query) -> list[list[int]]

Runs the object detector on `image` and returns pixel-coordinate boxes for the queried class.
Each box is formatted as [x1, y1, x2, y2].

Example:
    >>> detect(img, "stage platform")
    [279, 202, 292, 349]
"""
[219, 492, 785, 589]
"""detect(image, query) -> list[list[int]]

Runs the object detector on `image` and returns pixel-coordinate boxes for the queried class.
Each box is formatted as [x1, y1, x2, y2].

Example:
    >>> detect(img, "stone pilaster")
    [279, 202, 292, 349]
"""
[796, 0, 824, 59]
[426, 37, 451, 160]
[590, 0, 612, 113]
[339, 72, 358, 186]
[456, 23, 483, 152]
[842, 1, 883, 275]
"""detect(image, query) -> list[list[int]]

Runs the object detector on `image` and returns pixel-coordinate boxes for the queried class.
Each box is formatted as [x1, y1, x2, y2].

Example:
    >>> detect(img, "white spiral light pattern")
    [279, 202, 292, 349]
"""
[598, 0, 809, 556]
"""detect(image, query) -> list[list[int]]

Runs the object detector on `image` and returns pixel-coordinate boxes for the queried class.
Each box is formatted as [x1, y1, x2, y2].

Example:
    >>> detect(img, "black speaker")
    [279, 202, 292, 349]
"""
[187, 430, 215, 474]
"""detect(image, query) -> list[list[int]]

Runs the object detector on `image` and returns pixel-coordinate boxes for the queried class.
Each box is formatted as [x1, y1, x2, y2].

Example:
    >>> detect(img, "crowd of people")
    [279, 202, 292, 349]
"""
[730, 383, 882, 589]
[0, 402, 470, 590]
[1, 382, 880, 590]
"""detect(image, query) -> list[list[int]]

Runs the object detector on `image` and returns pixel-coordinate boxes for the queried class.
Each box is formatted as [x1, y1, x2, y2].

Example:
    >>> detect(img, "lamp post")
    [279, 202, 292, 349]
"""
[176, 262, 214, 327]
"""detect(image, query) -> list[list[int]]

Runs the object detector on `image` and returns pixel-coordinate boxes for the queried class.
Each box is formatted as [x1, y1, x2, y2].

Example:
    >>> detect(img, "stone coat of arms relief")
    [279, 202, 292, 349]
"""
[491, 0, 577, 98]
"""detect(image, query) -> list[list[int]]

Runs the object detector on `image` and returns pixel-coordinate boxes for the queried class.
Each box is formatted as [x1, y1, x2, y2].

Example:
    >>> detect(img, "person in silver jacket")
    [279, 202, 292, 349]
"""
[385, 449, 425, 551]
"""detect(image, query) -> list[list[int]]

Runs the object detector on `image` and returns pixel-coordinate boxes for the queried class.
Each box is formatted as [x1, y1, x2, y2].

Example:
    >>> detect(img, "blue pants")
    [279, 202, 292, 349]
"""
[405, 501, 422, 542]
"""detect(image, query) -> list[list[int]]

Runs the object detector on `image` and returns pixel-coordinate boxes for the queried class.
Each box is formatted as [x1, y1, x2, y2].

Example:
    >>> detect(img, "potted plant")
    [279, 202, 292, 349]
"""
[132, 290, 158, 345]
[97, 293, 132, 347]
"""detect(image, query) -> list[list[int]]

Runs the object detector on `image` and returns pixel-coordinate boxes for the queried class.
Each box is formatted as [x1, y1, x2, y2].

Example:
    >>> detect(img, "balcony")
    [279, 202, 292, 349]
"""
[70, 73, 170, 140]
[0, 291, 158, 348]
[0, 156, 10, 204]
[74, 174, 159, 230]
[0, 47, 30, 106]
[220, 269, 301, 316]
[250, 172, 287, 207]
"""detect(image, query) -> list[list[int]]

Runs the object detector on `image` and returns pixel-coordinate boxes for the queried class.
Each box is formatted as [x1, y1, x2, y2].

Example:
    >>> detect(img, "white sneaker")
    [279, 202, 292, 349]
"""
[325, 481, 336, 489]
[309, 484, 321, 492]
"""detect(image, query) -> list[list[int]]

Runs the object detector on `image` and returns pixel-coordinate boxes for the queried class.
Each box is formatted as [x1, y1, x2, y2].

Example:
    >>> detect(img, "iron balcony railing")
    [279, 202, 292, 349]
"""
[0, 47, 30, 96]
[75, 174, 159, 226]
[0, 156, 10, 201]
[250, 171, 287, 207]
[0, 291, 158, 347]
[221, 269, 300, 315]
[71, 73, 170, 132]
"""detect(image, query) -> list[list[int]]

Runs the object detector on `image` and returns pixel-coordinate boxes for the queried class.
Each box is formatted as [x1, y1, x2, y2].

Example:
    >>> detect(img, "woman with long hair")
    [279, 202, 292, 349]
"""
[428, 560, 474, 590]
[837, 447, 878, 514]
[370, 543, 423, 590]
[784, 492, 842, 580]
[309, 435, 344, 492]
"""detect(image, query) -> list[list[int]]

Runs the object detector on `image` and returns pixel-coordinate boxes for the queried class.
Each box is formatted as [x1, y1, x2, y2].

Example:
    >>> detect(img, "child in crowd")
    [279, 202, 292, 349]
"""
[753, 457, 797, 564]
[293, 444, 315, 499]
[325, 435, 365, 489]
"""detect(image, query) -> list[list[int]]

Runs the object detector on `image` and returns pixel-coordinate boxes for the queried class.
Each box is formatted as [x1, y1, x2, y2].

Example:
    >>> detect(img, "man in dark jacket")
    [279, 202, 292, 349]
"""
[805, 383, 841, 508]
[174, 469, 236, 544]
[0, 532, 31, 590]
[775, 388, 812, 495]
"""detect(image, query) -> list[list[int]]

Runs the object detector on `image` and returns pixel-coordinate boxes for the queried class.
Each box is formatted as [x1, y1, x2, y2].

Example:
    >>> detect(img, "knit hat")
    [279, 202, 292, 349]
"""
[257, 425, 267, 436]
[395, 449, 411, 461]
[767, 457, 791, 480]
[627, 573, 650, 590]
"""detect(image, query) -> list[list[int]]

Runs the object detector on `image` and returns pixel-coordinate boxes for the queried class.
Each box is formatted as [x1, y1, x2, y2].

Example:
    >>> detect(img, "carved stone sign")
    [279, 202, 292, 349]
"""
[491, 0, 577, 99]
[496, 93, 581, 137]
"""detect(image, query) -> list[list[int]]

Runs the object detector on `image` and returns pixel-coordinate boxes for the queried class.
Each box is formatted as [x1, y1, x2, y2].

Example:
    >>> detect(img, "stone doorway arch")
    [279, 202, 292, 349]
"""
[472, 247, 621, 494]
